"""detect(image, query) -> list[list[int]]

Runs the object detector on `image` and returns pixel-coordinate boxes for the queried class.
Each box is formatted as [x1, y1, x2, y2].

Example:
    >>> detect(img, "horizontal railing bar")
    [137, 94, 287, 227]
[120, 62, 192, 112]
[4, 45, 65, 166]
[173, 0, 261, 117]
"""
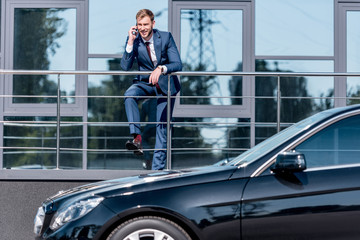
[2, 94, 353, 100]
[0, 95, 348, 100]
[1, 121, 295, 127]
[255, 55, 335, 60]
[2, 146, 57, 150]
[177, 71, 360, 77]
[0, 95, 167, 99]
[4, 136, 82, 140]
[1, 146, 249, 152]
[1, 121, 294, 126]
[3, 136, 251, 141]
[2, 69, 360, 77]
[9, 148, 351, 152]
[4, 136, 130, 141]
[172, 136, 249, 139]
[176, 96, 347, 99]
[0, 69, 152, 75]
[88, 53, 123, 58]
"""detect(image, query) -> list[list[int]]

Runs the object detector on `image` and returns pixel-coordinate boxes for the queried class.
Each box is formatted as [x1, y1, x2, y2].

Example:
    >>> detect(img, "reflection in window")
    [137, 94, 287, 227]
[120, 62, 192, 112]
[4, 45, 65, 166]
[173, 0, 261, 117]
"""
[13, 8, 76, 104]
[255, 59, 334, 142]
[3, 116, 82, 169]
[256, 59, 334, 121]
[257, 60, 334, 97]
[87, 58, 144, 169]
[88, 58, 132, 123]
[172, 117, 250, 169]
[346, 11, 360, 105]
[255, 0, 333, 56]
[89, 0, 168, 54]
[295, 115, 360, 168]
[180, 9, 243, 105]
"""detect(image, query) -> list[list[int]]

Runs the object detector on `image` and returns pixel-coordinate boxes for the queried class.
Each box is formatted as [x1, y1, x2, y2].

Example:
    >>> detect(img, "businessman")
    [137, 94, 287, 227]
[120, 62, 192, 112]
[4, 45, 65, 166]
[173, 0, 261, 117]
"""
[121, 9, 182, 170]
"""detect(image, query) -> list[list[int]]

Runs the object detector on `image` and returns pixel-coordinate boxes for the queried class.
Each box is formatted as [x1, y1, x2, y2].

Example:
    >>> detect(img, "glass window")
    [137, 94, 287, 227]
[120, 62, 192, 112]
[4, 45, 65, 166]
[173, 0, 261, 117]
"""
[88, 117, 251, 170]
[3, 116, 82, 169]
[346, 11, 360, 105]
[255, 59, 334, 143]
[87, 125, 141, 170]
[172, 117, 250, 169]
[295, 115, 360, 168]
[13, 8, 76, 103]
[89, 0, 168, 54]
[88, 58, 129, 123]
[255, 59, 334, 122]
[259, 60, 334, 97]
[255, 0, 333, 56]
[180, 9, 243, 105]
[88, 58, 149, 170]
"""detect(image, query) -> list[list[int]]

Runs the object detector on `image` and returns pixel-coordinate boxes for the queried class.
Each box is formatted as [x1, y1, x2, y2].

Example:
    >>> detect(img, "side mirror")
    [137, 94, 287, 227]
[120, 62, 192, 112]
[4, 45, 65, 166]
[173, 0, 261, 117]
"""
[271, 151, 306, 174]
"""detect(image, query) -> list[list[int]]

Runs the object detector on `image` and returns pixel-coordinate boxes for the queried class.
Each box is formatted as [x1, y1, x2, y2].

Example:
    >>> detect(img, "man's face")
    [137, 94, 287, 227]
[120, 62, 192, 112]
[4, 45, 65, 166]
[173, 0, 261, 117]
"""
[136, 16, 155, 41]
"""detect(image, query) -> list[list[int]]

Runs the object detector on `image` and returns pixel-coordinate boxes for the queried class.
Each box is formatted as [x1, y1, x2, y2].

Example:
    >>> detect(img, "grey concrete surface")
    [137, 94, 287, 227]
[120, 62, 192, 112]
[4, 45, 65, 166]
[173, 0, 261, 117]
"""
[0, 181, 93, 240]
[0, 170, 153, 239]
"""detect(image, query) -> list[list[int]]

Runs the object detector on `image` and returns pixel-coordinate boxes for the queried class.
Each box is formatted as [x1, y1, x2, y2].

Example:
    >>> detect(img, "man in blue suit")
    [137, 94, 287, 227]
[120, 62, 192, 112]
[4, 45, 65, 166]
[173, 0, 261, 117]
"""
[121, 9, 182, 170]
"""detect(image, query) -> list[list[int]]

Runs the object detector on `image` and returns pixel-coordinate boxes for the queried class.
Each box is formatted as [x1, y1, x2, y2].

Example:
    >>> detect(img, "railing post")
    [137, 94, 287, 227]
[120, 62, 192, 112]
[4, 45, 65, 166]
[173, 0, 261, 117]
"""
[56, 74, 61, 169]
[277, 75, 281, 133]
[166, 74, 172, 169]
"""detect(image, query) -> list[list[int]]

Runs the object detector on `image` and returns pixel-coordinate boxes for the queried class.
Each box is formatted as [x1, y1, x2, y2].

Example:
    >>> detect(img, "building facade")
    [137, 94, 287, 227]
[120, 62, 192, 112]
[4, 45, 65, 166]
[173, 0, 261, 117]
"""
[1, 0, 360, 176]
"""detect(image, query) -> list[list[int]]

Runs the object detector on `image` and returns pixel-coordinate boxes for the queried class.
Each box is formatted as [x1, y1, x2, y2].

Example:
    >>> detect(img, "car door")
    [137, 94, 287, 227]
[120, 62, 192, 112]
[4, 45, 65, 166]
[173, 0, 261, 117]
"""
[241, 114, 360, 239]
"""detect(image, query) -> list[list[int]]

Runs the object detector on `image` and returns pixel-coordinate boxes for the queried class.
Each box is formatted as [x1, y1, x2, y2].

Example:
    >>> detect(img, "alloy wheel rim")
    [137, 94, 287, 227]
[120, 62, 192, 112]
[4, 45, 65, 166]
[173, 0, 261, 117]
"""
[124, 228, 175, 240]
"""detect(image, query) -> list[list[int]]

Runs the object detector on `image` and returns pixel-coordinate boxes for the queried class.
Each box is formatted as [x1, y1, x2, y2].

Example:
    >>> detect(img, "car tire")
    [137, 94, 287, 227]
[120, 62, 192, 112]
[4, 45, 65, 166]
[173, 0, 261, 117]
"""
[106, 216, 191, 240]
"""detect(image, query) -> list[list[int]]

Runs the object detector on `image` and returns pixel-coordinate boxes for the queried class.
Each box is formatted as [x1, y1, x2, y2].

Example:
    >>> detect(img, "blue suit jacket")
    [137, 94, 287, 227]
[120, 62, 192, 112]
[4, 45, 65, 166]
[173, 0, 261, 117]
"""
[120, 29, 182, 95]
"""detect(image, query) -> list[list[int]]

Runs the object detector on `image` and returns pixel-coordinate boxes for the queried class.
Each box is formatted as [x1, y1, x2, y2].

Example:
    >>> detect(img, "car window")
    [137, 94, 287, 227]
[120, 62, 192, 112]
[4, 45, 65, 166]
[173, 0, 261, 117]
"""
[229, 110, 335, 167]
[295, 114, 360, 168]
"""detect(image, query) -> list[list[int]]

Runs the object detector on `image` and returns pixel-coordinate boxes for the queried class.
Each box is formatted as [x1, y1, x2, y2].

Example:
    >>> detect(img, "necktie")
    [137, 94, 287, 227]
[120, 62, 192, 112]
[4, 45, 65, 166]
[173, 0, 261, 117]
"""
[145, 42, 153, 65]
[145, 42, 161, 91]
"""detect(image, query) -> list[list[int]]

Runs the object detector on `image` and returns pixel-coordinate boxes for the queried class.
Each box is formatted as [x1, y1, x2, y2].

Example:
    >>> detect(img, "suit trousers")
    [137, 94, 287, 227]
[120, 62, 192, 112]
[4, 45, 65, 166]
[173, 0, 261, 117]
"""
[124, 81, 175, 170]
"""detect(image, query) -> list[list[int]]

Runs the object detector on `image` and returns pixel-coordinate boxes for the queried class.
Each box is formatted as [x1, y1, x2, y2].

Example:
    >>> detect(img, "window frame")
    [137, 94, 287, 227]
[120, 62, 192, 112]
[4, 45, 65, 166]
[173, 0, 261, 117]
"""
[170, 1, 254, 118]
[3, 0, 88, 117]
[0, 0, 4, 170]
[337, 3, 360, 106]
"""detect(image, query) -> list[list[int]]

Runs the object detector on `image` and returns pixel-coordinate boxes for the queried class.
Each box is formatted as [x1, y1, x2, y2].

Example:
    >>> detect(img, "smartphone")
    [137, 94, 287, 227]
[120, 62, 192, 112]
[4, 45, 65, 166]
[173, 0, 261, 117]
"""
[132, 28, 138, 36]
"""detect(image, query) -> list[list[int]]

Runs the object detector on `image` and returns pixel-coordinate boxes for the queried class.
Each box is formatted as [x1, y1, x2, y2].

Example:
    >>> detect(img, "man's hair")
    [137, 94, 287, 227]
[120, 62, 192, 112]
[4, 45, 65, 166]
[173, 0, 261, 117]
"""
[136, 9, 154, 22]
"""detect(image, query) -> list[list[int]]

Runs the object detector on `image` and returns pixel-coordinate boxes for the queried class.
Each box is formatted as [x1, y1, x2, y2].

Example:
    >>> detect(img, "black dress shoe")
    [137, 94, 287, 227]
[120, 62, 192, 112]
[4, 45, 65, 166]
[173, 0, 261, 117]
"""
[125, 139, 144, 156]
[142, 159, 152, 170]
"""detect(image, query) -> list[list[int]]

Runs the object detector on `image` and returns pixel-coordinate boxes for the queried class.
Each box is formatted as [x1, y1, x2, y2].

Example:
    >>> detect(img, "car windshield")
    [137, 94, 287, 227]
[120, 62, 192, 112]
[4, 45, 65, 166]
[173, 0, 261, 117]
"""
[229, 110, 336, 167]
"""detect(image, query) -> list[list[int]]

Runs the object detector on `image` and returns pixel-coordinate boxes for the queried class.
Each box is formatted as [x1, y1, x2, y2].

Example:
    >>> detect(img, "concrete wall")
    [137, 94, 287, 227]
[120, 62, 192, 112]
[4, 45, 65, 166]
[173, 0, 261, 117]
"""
[0, 170, 150, 240]
[1, 181, 92, 240]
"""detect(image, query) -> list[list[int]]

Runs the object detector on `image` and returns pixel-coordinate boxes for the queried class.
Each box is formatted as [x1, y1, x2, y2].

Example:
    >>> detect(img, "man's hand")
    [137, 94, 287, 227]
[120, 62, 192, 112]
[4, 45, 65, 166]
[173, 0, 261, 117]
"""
[127, 25, 138, 45]
[149, 66, 162, 85]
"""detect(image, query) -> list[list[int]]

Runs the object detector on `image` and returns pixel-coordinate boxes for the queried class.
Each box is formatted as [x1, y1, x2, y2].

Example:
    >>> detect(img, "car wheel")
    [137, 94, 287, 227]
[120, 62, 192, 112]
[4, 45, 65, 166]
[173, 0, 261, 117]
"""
[106, 216, 191, 240]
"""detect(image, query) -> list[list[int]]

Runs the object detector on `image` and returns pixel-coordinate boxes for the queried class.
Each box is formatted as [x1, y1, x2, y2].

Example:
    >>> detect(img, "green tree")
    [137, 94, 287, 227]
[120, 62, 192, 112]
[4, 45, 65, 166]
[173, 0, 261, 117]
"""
[13, 8, 67, 103]
[180, 62, 216, 105]
[347, 87, 360, 105]
[227, 62, 250, 153]
[229, 60, 317, 149]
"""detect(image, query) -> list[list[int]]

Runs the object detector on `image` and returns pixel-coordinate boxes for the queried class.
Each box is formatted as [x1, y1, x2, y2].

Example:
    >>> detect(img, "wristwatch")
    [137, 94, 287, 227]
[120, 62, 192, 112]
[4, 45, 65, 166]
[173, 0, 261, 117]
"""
[157, 65, 164, 74]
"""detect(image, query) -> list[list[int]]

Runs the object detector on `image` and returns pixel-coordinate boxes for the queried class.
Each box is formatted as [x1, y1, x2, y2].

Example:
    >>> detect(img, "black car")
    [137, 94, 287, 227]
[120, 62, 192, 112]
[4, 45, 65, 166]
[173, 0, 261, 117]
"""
[34, 104, 360, 240]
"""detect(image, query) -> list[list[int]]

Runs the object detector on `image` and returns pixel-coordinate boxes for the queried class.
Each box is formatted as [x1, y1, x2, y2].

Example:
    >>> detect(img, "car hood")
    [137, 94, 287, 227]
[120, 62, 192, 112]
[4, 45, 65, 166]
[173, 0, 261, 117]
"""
[48, 165, 239, 204]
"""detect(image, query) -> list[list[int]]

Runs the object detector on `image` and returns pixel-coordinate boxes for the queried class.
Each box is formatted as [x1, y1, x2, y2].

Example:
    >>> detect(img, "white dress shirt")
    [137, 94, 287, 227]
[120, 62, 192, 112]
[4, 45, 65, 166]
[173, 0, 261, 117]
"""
[126, 34, 167, 74]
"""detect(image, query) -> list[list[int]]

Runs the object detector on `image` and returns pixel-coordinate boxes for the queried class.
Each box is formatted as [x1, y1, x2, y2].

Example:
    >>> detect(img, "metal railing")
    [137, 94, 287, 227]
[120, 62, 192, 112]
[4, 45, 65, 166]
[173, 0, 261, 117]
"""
[1, 69, 360, 170]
